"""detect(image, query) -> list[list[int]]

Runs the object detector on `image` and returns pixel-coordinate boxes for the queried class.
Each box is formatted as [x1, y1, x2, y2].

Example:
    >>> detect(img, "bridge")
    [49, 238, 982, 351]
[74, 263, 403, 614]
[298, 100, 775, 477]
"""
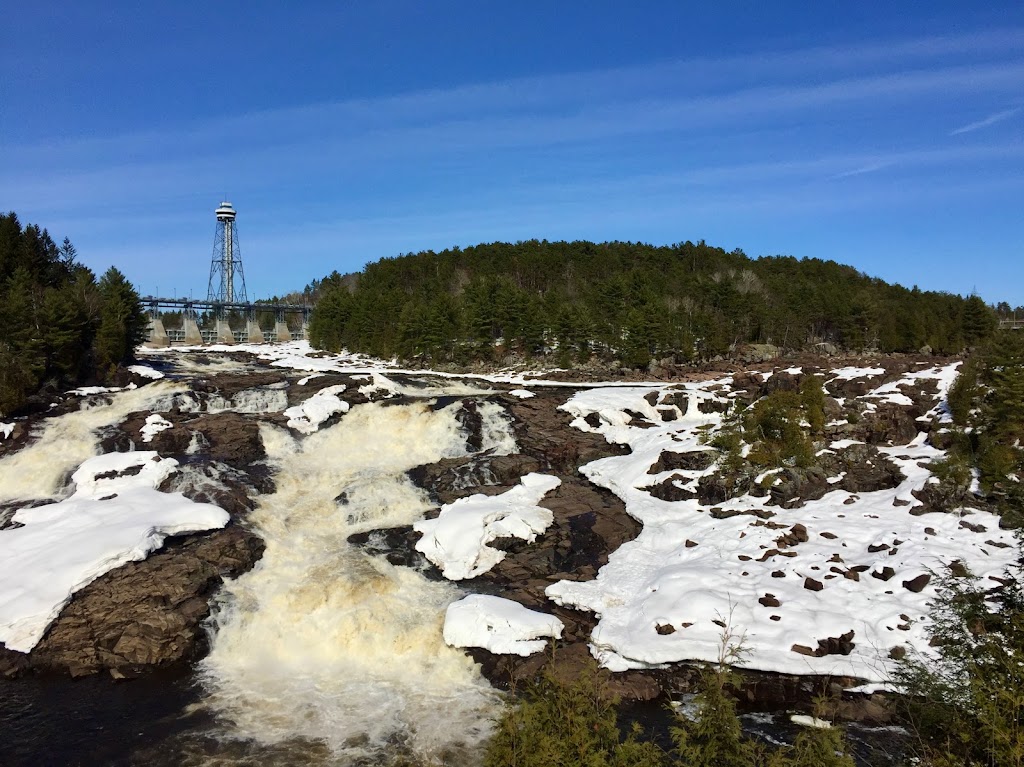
[142, 296, 311, 346]
[999, 319, 1024, 330]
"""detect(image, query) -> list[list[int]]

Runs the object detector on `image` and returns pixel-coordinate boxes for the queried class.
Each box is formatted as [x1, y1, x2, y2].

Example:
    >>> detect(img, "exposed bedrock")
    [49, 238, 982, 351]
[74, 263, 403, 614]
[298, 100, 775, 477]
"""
[0, 526, 264, 679]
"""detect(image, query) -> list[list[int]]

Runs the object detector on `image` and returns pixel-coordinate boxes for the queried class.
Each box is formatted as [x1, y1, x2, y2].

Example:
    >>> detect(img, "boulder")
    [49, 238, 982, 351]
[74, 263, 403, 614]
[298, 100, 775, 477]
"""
[12, 527, 264, 677]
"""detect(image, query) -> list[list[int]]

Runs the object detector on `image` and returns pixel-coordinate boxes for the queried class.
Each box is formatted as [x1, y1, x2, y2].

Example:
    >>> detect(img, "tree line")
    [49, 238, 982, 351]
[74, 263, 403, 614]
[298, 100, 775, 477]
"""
[0, 212, 148, 416]
[307, 240, 997, 366]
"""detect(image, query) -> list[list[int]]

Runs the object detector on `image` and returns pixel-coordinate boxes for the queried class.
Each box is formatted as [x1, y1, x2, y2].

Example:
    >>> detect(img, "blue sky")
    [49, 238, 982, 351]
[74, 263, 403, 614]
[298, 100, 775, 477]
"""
[2, 2, 1022, 304]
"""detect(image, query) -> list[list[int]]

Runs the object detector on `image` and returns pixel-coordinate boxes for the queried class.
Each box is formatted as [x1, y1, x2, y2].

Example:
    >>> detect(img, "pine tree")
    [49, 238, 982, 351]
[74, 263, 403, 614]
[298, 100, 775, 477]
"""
[94, 267, 147, 373]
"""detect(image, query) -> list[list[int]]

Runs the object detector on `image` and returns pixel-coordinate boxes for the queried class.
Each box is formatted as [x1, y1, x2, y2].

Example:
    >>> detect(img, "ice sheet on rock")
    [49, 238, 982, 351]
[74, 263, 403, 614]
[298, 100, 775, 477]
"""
[414, 473, 561, 580]
[128, 364, 165, 379]
[508, 389, 536, 399]
[546, 364, 1016, 682]
[0, 451, 228, 653]
[444, 594, 563, 656]
[0, 422, 13, 439]
[285, 385, 351, 434]
[297, 373, 325, 385]
[140, 413, 173, 442]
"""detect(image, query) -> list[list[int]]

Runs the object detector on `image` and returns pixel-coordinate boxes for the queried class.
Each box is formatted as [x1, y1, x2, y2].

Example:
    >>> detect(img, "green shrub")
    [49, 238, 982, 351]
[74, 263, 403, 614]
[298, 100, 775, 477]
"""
[743, 390, 814, 469]
[768, 700, 856, 767]
[799, 375, 826, 435]
[895, 561, 1024, 767]
[672, 664, 764, 767]
[484, 656, 663, 767]
[946, 357, 979, 427]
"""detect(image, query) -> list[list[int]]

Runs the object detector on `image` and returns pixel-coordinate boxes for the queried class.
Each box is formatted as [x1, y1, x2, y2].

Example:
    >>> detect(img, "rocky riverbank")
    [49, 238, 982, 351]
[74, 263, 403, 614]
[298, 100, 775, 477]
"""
[0, 345, 996, 736]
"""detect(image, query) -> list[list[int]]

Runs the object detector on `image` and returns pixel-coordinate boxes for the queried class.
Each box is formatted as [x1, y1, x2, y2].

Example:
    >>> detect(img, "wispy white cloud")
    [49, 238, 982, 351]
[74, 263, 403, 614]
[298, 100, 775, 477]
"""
[831, 161, 896, 179]
[950, 107, 1022, 135]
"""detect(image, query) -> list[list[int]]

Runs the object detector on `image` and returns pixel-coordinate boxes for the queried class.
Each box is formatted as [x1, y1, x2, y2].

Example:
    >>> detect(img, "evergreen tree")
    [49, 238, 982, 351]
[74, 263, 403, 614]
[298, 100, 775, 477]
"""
[94, 267, 147, 373]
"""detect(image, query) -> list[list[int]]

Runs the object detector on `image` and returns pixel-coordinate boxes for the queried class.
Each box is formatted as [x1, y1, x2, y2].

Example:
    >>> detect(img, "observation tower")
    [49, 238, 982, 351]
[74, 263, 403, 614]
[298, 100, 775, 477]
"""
[207, 201, 248, 303]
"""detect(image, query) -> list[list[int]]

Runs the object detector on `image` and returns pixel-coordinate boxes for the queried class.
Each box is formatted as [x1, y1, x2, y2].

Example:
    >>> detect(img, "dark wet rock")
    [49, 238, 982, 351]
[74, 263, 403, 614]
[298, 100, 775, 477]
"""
[286, 374, 371, 408]
[499, 391, 631, 471]
[775, 523, 809, 548]
[763, 370, 801, 394]
[1, 527, 264, 678]
[658, 389, 689, 414]
[647, 449, 716, 474]
[110, 411, 268, 470]
[623, 409, 656, 428]
[821, 445, 906, 494]
[697, 398, 730, 414]
[804, 577, 824, 591]
[903, 573, 931, 593]
[471, 639, 661, 702]
[818, 630, 856, 656]
[409, 453, 543, 506]
[790, 630, 855, 658]
[456, 399, 484, 452]
[347, 526, 438, 572]
[645, 474, 697, 502]
[910, 478, 967, 514]
[730, 371, 765, 401]
[863, 403, 921, 446]
[768, 467, 829, 508]
[193, 372, 287, 399]
[157, 459, 271, 517]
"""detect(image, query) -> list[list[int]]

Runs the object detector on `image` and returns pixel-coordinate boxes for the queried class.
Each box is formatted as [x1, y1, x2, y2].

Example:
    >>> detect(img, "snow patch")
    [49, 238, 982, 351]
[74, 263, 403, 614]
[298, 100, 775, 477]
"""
[140, 414, 173, 442]
[414, 473, 561, 580]
[830, 367, 884, 381]
[128, 364, 165, 380]
[507, 389, 536, 399]
[284, 385, 350, 434]
[443, 594, 563, 656]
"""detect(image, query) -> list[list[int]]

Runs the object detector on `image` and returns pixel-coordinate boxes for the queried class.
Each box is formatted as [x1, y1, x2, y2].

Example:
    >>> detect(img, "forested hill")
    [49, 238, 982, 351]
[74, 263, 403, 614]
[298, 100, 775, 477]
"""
[308, 240, 996, 367]
[0, 212, 148, 416]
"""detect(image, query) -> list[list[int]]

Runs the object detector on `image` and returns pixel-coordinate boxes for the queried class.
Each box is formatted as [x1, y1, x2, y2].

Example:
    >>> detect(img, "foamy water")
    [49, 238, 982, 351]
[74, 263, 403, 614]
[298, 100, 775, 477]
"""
[0, 382, 185, 503]
[198, 400, 504, 764]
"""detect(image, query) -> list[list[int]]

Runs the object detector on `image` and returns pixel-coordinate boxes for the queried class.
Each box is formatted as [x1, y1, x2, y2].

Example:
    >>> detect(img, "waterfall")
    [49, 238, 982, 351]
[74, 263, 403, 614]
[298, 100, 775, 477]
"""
[198, 400, 502, 764]
[0, 382, 185, 504]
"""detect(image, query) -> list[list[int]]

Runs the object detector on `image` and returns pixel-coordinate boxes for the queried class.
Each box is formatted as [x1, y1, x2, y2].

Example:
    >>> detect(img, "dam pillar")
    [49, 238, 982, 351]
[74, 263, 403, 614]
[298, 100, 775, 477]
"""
[146, 316, 169, 347]
[247, 318, 264, 344]
[182, 312, 203, 345]
[300, 307, 311, 341]
[275, 308, 292, 342]
[215, 317, 235, 344]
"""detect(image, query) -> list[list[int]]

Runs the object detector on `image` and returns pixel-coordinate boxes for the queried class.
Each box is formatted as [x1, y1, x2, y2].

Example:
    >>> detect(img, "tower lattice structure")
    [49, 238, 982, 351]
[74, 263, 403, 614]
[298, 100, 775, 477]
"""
[207, 201, 248, 303]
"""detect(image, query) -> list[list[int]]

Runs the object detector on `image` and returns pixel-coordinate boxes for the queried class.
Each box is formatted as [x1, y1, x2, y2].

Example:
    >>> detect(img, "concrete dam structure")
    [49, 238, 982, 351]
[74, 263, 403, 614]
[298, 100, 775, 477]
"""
[143, 201, 311, 346]
[142, 297, 310, 347]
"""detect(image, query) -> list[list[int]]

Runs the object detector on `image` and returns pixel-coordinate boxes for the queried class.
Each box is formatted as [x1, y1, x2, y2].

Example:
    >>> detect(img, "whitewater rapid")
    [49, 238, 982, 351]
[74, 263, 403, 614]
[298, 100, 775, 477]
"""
[0, 382, 185, 504]
[197, 399, 506, 764]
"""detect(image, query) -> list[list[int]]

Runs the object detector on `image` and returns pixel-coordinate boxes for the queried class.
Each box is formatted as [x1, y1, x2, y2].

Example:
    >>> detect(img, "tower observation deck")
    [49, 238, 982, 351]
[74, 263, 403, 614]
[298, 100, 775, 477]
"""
[207, 201, 247, 303]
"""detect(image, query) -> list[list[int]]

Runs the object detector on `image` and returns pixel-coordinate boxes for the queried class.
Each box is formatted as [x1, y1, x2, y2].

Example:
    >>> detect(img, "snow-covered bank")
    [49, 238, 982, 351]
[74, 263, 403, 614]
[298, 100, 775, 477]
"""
[544, 365, 1015, 682]
[0, 451, 228, 653]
